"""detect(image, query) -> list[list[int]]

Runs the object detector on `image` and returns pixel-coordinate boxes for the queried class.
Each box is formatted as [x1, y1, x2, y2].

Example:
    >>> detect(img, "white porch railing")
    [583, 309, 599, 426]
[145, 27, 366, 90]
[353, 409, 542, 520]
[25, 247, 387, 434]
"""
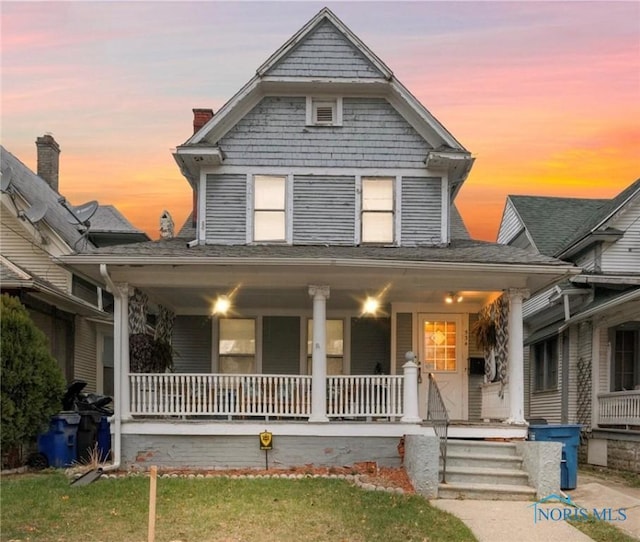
[129, 373, 404, 420]
[327, 375, 403, 419]
[598, 390, 640, 426]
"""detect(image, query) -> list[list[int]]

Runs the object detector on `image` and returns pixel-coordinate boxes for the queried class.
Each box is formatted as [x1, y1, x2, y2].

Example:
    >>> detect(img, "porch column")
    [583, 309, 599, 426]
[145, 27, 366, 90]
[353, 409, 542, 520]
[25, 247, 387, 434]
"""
[401, 352, 422, 423]
[114, 283, 131, 420]
[309, 285, 330, 423]
[507, 288, 529, 424]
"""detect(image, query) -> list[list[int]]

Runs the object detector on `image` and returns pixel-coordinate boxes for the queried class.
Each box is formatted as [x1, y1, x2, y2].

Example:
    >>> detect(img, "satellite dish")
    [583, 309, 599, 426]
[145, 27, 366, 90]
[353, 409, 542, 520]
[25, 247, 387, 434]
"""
[1, 166, 13, 193]
[67, 200, 98, 225]
[20, 202, 47, 224]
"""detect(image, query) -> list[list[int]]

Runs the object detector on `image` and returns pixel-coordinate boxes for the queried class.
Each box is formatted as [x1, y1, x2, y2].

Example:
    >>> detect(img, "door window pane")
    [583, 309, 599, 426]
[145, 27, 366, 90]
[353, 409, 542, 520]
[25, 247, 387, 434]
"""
[423, 320, 457, 372]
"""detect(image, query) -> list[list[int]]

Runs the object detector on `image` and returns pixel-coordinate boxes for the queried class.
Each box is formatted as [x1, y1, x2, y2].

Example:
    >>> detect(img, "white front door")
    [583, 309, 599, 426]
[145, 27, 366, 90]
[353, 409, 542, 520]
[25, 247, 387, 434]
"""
[418, 314, 468, 420]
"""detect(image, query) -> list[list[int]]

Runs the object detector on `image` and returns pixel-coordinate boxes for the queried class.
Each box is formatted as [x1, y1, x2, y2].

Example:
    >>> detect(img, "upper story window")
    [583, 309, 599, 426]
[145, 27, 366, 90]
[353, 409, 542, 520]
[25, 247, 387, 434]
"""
[306, 97, 343, 126]
[254, 175, 286, 242]
[361, 177, 394, 244]
[533, 336, 558, 392]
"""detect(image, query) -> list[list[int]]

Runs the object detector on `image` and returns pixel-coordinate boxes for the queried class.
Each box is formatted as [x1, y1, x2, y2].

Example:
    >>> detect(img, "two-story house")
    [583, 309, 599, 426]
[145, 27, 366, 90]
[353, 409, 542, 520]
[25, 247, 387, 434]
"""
[498, 179, 640, 473]
[62, 8, 576, 484]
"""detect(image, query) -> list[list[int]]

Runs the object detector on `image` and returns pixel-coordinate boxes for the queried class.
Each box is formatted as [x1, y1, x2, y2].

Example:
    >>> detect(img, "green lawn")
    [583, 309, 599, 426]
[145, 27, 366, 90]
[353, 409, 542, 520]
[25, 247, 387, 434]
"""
[0, 472, 477, 542]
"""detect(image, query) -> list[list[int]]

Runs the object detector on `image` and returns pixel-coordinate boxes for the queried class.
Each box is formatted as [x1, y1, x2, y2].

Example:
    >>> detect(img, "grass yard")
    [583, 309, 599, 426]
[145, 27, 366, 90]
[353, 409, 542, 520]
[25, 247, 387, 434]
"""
[0, 471, 476, 542]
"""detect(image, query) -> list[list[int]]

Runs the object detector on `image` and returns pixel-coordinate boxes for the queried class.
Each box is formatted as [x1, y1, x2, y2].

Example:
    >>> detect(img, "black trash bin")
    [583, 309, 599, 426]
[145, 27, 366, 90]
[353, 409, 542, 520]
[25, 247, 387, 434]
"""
[77, 411, 103, 463]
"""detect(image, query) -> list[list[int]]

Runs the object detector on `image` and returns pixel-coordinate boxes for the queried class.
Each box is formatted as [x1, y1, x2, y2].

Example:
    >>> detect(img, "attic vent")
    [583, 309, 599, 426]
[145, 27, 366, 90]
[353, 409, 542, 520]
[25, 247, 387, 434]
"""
[315, 104, 334, 123]
[306, 97, 342, 126]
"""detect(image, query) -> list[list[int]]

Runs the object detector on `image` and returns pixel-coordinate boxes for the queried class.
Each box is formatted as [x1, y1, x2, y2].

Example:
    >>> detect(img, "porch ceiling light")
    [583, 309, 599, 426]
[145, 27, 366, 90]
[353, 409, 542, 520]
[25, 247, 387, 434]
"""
[362, 296, 380, 315]
[213, 295, 231, 315]
[445, 292, 463, 304]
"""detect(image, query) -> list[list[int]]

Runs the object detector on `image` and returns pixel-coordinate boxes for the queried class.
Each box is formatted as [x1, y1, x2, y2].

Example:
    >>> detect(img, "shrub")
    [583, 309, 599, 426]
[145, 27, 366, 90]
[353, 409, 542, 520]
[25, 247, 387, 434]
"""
[1, 294, 66, 455]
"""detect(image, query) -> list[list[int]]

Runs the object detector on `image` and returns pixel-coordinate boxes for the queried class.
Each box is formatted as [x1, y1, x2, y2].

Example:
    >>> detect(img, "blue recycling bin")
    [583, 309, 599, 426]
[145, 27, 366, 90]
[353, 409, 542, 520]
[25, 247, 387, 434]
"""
[96, 416, 112, 462]
[37, 412, 81, 468]
[528, 424, 582, 490]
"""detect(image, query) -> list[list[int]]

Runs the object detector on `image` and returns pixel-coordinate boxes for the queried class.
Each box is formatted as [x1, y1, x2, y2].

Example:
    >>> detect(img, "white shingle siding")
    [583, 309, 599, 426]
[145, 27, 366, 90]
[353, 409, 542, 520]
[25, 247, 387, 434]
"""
[600, 198, 640, 273]
[0, 212, 70, 290]
[266, 20, 384, 79]
[218, 97, 431, 168]
[292, 175, 355, 245]
[597, 327, 610, 394]
[497, 199, 523, 245]
[523, 287, 554, 319]
[401, 177, 442, 246]
[205, 174, 247, 244]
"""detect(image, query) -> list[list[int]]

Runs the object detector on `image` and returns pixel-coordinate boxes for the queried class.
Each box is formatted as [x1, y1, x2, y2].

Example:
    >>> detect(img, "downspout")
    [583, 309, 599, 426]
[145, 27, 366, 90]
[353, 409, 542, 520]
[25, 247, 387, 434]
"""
[100, 264, 121, 472]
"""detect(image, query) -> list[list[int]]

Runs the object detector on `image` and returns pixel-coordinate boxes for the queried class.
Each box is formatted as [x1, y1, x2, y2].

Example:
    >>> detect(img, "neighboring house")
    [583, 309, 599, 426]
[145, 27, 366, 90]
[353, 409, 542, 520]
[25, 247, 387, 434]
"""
[0, 136, 150, 397]
[497, 179, 640, 473]
[61, 8, 576, 484]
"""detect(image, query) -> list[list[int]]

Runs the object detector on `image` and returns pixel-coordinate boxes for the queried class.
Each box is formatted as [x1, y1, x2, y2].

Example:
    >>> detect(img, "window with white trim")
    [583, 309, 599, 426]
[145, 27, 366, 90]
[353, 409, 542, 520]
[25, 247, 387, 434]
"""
[533, 336, 558, 392]
[218, 318, 256, 374]
[306, 97, 342, 126]
[612, 325, 639, 392]
[307, 319, 344, 375]
[361, 177, 394, 243]
[254, 175, 286, 242]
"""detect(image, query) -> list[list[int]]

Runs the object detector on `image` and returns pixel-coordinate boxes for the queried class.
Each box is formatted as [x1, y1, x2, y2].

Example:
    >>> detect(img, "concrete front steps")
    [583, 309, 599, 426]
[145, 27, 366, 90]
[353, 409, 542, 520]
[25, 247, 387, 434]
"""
[438, 439, 537, 501]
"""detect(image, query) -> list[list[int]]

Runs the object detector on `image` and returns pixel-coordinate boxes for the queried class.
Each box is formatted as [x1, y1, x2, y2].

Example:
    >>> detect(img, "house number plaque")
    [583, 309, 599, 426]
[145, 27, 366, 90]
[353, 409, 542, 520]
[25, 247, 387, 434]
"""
[259, 431, 273, 450]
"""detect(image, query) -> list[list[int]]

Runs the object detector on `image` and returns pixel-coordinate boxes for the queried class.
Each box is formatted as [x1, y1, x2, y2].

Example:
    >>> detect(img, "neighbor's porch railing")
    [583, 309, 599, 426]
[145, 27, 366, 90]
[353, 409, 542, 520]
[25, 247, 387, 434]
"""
[130, 373, 404, 420]
[597, 390, 640, 427]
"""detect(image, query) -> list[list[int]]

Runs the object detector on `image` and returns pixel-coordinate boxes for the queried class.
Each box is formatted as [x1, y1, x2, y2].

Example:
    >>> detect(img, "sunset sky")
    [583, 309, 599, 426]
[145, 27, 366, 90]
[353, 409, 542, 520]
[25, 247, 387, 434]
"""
[2, 1, 639, 241]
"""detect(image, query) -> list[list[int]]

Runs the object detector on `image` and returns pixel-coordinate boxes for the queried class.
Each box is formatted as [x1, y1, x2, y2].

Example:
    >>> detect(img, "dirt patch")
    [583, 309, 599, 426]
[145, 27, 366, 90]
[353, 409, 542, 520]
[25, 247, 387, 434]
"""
[128, 463, 416, 494]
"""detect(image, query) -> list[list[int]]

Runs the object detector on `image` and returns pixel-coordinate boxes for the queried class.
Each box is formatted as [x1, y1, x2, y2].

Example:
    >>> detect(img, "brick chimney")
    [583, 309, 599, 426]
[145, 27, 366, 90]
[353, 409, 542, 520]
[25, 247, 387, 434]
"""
[192, 108, 214, 135]
[36, 134, 61, 192]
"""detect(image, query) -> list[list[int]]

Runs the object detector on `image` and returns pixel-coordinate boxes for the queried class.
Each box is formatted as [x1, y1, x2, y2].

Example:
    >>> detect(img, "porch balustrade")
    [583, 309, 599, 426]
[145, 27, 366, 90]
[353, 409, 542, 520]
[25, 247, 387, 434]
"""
[129, 373, 404, 420]
[597, 390, 640, 427]
[326, 375, 403, 419]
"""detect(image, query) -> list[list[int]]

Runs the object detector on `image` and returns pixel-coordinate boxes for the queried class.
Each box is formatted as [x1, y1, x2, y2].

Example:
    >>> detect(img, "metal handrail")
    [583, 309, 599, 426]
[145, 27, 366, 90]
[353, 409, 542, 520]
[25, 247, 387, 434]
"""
[427, 373, 449, 483]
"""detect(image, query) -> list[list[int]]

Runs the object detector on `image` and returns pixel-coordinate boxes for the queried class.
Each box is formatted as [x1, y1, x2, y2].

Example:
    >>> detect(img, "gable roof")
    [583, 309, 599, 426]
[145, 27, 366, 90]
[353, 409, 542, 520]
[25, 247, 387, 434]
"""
[508, 195, 607, 257]
[174, 8, 473, 189]
[89, 205, 150, 244]
[257, 9, 392, 79]
[1, 146, 91, 250]
[557, 178, 640, 258]
[508, 179, 640, 258]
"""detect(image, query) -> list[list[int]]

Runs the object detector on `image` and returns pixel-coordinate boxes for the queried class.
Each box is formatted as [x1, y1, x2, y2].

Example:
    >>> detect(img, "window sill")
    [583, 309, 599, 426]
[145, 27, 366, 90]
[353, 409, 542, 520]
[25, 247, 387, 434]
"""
[532, 388, 559, 395]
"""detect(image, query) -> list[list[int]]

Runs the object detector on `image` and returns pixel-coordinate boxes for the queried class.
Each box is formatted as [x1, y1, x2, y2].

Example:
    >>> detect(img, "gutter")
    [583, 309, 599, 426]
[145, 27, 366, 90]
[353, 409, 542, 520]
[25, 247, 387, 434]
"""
[99, 264, 121, 473]
[559, 288, 640, 331]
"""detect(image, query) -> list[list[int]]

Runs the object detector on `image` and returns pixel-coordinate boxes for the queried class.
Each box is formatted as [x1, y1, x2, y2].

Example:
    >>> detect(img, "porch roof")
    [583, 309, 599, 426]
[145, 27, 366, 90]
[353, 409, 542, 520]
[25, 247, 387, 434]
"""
[60, 239, 578, 313]
[65, 237, 571, 266]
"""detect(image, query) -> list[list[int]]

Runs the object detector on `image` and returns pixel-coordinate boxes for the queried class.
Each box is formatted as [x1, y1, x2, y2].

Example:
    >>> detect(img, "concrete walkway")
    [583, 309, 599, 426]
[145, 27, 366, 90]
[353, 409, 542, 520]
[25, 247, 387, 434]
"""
[431, 471, 640, 541]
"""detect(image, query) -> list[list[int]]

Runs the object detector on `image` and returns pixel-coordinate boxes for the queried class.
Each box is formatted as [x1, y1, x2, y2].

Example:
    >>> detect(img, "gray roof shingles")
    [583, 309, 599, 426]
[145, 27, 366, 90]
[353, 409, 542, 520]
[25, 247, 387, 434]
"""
[77, 237, 570, 267]
[510, 179, 640, 257]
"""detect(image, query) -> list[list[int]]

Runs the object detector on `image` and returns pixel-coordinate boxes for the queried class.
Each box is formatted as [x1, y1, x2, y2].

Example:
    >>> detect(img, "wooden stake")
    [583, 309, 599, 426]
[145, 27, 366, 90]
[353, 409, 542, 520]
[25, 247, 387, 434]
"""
[148, 465, 158, 542]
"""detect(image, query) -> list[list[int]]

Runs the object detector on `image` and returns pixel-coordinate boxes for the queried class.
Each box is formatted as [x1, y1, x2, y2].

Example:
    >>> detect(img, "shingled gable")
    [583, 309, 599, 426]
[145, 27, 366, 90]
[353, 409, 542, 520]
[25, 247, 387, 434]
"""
[173, 7, 473, 190]
[557, 178, 640, 259]
[504, 179, 640, 258]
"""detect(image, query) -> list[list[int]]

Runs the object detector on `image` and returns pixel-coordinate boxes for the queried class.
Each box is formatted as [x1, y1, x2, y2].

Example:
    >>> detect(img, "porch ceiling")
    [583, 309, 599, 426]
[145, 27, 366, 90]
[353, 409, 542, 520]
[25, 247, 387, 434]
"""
[88, 261, 571, 313]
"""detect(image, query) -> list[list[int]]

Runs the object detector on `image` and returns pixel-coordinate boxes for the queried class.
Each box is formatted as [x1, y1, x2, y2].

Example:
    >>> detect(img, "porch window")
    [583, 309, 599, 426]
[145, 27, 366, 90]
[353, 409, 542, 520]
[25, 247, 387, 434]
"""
[307, 319, 344, 375]
[361, 177, 394, 243]
[423, 320, 457, 372]
[533, 336, 558, 392]
[219, 318, 255, 374]
[254, 175, 286, 242]
[612, 327, 639, 391]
